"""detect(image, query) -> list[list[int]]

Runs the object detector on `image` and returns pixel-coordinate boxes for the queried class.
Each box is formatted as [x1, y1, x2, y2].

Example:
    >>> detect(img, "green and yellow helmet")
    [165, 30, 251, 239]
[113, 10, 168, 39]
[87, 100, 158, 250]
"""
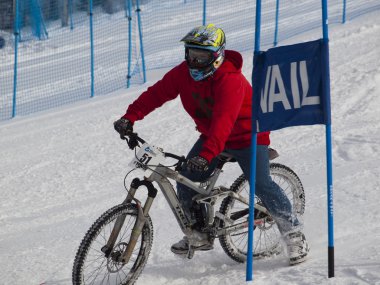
[181, 24, 226, 81]
[181, 24, 225, 50]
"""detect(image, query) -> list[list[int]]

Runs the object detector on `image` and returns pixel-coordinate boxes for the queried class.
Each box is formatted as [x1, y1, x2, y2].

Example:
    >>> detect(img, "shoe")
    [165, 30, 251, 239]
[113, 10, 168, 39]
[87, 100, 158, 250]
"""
[171, 236, 214, 255]
[284, 231, 310, 265]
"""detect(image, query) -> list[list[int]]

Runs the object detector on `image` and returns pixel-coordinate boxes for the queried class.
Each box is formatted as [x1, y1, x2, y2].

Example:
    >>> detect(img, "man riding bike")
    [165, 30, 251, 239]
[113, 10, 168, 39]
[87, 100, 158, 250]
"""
[114, 24, 309, 266]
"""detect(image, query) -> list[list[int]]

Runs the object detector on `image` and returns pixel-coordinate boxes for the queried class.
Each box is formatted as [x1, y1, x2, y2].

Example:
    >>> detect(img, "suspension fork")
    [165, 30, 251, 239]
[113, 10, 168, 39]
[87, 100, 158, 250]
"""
[120, 178, 157, 263]
[101, 178, 157, 262]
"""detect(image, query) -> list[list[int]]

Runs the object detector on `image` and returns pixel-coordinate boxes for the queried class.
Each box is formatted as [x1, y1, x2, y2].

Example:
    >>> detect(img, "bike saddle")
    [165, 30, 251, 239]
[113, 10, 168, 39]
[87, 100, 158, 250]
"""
[218, 148, 279, 163]
[269, 147, 279, 160]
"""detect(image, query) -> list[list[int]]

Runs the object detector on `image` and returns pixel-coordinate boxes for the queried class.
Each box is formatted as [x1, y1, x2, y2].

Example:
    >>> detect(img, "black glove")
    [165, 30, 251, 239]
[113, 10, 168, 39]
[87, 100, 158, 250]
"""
[114, 118, 133, 139]
[187, 156, 209, 172]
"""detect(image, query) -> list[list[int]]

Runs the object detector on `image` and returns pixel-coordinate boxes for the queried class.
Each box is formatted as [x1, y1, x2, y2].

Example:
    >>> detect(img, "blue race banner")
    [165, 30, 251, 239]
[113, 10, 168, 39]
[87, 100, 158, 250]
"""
[252, 39, 331, 132]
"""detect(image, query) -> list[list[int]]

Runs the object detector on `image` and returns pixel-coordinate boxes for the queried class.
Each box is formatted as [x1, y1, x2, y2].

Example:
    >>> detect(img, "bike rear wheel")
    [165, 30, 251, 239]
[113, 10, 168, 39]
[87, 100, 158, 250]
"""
[219, 163, 305, 263]
[72, 203, 153, 285]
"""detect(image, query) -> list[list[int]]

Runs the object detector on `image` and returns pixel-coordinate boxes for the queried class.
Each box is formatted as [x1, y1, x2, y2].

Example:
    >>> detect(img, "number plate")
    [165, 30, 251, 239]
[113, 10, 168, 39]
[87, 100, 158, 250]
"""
[129, 143, 165, 177]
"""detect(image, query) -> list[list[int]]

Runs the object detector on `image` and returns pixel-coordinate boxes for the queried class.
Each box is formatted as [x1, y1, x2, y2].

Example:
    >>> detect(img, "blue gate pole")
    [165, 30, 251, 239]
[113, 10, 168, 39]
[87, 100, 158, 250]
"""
[342, 0, 347, 24]
[273, 0, 279, 46]
[136, 0, 146, 83]
[35, 0, 48, 39]
[12, 0, 20, 118]
[203, 0, 206, 25]
[69, 0, 74, 30]
[321, 0, 335, 278]
[126, 0, 132, 88]
[246, 0, 262, 282]
[246, 136, 257, 282]
[31, 0, 41, 39]
[89, 0, 95, 97]
[39, 1, 48, 39]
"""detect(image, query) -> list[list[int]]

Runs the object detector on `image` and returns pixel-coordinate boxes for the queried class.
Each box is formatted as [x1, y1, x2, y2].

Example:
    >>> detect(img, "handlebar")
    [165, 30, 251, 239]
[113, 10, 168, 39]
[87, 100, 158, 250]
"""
[164, 152, 187, 163]
[122, 132, 234, 172]
[122, 132, 145, 150]
[123, 132, 187, 167]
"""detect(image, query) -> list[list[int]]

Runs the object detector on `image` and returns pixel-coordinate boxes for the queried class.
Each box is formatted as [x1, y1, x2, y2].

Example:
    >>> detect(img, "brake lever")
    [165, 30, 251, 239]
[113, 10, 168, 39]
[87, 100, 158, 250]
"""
[174, 157, 188, 172]
[123, 133, 140, 150]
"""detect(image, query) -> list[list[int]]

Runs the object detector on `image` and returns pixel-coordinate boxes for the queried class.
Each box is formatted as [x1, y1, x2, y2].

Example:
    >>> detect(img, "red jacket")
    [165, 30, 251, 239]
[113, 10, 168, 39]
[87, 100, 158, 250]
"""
[123, 50, 270, 162]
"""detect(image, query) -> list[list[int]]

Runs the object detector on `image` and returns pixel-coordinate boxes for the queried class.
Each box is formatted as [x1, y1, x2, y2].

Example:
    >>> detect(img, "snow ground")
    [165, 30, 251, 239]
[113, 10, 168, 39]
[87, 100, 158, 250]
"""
[0, 9, 380, 285]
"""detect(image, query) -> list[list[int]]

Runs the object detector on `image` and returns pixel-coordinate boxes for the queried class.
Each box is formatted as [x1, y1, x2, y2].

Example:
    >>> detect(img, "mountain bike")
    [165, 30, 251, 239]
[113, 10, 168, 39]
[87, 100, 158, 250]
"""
[72, 132, 305, 285]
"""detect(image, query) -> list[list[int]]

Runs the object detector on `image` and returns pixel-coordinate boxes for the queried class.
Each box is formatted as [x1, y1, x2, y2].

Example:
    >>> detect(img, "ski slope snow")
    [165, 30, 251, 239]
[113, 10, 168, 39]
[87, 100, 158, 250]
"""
[0, 10, 380, 285]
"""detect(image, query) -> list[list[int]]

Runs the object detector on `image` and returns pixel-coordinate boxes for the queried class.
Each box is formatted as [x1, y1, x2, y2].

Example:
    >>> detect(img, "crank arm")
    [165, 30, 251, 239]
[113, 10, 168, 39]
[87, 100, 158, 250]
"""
[187, 246, 195, 259]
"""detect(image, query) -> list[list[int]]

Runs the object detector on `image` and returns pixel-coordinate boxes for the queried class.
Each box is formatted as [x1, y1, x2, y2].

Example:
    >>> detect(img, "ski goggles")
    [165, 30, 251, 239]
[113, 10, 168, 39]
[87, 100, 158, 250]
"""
[185, 47, 214, 69]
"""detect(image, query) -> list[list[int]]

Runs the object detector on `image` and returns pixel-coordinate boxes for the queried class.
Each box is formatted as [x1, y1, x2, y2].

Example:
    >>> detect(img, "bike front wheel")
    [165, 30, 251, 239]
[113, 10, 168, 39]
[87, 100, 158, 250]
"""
[72, 203, 153, 285]
[219, 163, 305, 263]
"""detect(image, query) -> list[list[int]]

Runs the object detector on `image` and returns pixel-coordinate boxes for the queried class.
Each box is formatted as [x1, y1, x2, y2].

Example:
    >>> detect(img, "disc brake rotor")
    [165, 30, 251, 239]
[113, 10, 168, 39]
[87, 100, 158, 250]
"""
[107, 242, 128, 273]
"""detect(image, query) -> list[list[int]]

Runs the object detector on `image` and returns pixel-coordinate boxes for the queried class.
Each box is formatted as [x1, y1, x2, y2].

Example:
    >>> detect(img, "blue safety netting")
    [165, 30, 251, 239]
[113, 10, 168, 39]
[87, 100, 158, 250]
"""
[1, 0, 379, 121]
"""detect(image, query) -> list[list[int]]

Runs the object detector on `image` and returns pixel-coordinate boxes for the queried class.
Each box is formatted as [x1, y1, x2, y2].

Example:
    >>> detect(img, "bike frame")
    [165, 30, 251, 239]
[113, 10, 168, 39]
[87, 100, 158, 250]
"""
[146, 161, 250, 233]
[103, 138, 268, 263]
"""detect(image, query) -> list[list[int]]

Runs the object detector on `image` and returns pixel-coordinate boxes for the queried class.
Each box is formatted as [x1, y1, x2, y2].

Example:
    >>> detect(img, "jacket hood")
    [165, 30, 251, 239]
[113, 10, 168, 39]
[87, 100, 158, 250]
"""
[218, 50, 243, 74]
